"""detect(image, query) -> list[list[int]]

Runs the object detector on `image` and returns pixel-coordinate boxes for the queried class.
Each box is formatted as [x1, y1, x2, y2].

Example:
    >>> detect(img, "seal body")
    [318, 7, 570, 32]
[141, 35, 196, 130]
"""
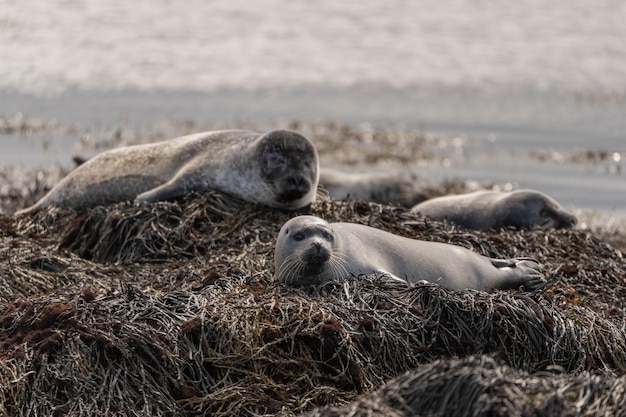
[320, 168, 425, 207]
[15, 129, 319, 215]
[274, 215, 545, 292]
[411, 189, 577, 231]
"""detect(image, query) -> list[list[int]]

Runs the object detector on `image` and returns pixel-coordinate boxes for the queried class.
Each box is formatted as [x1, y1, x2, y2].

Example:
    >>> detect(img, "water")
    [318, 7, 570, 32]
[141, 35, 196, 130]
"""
[3, 0, 626, 93]
[1, 0, 625, 213]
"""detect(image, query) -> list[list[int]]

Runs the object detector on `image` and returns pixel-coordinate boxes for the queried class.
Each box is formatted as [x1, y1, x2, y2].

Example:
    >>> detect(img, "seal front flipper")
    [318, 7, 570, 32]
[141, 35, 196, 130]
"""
[14, 203, 43, 217]
[374, 269, 409, 285]
[490, 257, 540, 269]
[135, 181, 185, 203]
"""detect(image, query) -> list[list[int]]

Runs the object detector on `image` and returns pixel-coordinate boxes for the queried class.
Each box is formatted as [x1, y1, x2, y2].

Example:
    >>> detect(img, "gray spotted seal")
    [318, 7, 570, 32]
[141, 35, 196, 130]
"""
[15, 129, 319, 215]
[410, 189, 577, 231]
[274, 215, 545, 291]
[319, 168, 425, 207]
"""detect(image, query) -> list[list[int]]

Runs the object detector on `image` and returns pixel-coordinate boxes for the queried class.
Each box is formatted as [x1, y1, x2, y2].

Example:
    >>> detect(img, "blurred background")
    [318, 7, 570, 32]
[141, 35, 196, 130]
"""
[1, 0, 624, 216]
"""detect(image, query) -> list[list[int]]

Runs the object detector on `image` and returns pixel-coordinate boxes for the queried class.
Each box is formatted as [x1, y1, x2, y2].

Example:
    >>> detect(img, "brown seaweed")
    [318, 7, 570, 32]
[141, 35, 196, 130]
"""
[0, 189, 624, 416]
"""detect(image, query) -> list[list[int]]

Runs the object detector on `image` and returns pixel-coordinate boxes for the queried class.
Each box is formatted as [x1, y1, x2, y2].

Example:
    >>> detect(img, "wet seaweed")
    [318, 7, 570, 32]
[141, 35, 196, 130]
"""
[0, 189, 625, 415]
[303, 355, 626, 417]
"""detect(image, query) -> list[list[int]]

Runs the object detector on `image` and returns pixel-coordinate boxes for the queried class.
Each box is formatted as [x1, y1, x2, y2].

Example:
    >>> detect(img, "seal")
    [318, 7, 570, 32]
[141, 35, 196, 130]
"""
[410, 189, 577, 231]
[274, 215, 545, 291]
[320, 168, 425, 207]
[15, 129, 319, 215]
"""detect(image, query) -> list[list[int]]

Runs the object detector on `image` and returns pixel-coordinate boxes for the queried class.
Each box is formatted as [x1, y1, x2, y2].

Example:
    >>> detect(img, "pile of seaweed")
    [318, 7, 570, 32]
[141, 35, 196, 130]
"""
[304, 355, 626, 417]
[0, 185, 625, 416]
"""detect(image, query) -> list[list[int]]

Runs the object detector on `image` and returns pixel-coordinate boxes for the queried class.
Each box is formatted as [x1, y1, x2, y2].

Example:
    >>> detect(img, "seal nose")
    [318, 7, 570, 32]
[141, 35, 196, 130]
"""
[280, 175, 310, 201]
[565, 214, 578, 228]
[312, 241, 322, 253]
[288, 175, 309, 191]
[306, 241, 330, 266]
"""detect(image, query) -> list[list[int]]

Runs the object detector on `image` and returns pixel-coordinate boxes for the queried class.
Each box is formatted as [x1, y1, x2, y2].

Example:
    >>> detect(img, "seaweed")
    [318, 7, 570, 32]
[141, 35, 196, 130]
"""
[0, 189, 624, 416]
[304, 355, 626, 417]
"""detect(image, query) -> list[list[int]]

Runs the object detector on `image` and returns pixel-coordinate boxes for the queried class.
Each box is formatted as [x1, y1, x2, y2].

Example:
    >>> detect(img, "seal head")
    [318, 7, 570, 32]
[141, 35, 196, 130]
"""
[500, 190, 577, 229]
[256, 130, 319, 210]
[275, 216, 348, 286]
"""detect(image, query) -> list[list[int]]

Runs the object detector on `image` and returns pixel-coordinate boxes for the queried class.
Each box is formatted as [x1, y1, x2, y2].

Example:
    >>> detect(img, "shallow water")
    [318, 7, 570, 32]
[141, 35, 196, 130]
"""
[1, 0, 625, 215]
[3, 0, 626, 93]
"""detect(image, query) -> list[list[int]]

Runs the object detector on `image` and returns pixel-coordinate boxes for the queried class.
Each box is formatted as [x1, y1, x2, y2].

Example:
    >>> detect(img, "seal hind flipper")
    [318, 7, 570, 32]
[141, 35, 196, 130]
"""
[490, 257, 540, 269]
[520, 274, 547, 291]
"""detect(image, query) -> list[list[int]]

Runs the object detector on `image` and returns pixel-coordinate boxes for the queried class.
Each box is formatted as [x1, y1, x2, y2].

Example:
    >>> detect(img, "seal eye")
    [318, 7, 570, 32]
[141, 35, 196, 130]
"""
[293, 232, 305, 241]
[324, 232, 333, 241]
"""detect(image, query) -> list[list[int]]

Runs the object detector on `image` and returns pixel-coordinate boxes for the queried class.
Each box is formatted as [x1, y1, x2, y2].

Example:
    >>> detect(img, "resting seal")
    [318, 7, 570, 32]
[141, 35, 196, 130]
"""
[274, 215, 545, 292]
[411, 189, 577, 231]
[320, 168, 425, 207]
[15, 129, 319, 215]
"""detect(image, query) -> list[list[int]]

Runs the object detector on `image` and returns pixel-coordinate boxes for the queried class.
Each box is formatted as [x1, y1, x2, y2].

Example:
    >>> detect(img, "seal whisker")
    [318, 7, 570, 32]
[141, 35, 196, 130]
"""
[285, 254, 309, 285]
[277, 254, 305, 284]
[330, 251, 349, 261]
[328, 254, 349, 280]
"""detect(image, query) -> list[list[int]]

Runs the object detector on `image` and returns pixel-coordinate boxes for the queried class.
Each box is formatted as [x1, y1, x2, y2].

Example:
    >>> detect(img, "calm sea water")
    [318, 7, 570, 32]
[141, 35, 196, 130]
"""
[1, 0, 625, 213]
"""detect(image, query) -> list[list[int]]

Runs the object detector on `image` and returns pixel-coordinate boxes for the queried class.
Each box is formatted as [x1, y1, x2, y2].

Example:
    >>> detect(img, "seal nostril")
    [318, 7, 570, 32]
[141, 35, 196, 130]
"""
[287, 176, 301, 188]
[279, 176, 311, 202]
